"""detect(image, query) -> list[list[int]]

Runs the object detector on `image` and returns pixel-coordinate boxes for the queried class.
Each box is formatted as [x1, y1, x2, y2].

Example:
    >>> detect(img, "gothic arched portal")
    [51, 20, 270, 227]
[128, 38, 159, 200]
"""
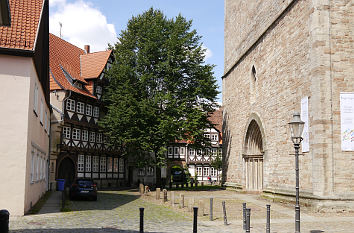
[243, 119, 264, 191]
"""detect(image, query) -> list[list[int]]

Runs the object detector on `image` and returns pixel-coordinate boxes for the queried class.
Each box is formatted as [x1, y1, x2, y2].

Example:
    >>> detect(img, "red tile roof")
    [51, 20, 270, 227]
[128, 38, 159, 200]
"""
[208, 107, 223, 133]
[81, 50, 111, 79]
[0, 0, 44, 50]
[49, 33, 112, 98]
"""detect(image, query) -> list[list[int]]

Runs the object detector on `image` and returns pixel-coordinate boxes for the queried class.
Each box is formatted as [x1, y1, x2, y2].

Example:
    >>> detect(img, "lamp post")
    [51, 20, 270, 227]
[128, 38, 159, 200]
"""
[288, 112, 304, 233]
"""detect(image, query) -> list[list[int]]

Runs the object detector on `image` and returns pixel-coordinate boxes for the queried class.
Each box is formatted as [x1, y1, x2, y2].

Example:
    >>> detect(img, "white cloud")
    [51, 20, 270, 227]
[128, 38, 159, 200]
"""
[202, 45, 213, 60]
[49, 0, 117, 52]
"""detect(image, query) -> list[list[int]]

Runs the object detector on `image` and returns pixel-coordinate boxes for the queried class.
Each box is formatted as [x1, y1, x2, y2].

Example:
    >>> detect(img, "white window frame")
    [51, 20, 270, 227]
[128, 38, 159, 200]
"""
[119, 158, 124, 172]
[34, 83, 39, 113]
[86, 155, 91, 172]
[212, 148, 217, 156]
[97, 133, 103, 143]
[77, 102, 85, 114]
[66, 99, 75, 111]
[93, 156, 99, 172]
[203, 167, 210, 176]
[96, 86, 102, 94]
[86, 104, 92, 116]
[196, 167, 202, 176]
[90, 132, 96, 142]
[114, 158, 119, 173]
[168, 147, 173, 155]
[174, 147, 180, 155]
[63, 127, 71, 139]
[146, 167, 154, 176]
[211, 167, 217, 177]
[180, 147, 185, 155]
[211, 134, 218, 141]
[107, 157, 113, 172]
[72, 128, 81, 140]
[204, 133, 210, 139]
[100, 157, 107, 172]
[78, 154, 84, 172]
[93, 106, 99, 118]
[40, 99, 44, 124]
[189, 148, 195, 156]
[82, 130, 88, 141]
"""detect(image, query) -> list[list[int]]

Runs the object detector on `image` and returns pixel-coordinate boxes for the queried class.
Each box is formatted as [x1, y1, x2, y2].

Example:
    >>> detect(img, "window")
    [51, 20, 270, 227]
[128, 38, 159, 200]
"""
[168, 147, 173, 155]
[93, 107, 99, 117]
[63, 127, 71, 139]
[97, 133, 103, 143]
[96, 86, 102, 94]
[93, 156, 99, 172]
[44, 111, 48, 131]
[31, 148, 35, 182]
[107, 157, 113, 172]
[197, 149, 202, 155]
[204, 133, 210, 139]
[34, 83, 39, 113]
[66, 99, 75, 111]
[114, 158, 118, 172]
[72, 128, 81, 140]
[86, 104, 92, 116]
[212, 148, 217, 156]
[36, 153, 40, 181]
[211, 167, 217, 177]
[180, 147, 185, 155]
[77, 102, 84, 114]
[174, 147, 180, 155]
[78, 155, 84, 172]
[138, 168, 145, 176]
[146, 167, 154, 176]
[100, 157, 106, 172]
[86, 155, 91, 172]
[40, 99, 44, 124]
[189, 148, 195, 156]
[82, 130, 88, 141]
[90, 132, 96, 142]
[196, 167, 202, 176]
[119, 158, 124, 172]
[203, 167, 209, 176]
[211, 134, 218, 141]
[205, 148, 211, 156]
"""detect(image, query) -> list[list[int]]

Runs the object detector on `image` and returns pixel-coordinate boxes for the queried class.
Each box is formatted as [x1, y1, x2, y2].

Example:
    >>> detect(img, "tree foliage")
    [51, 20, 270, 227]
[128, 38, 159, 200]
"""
[100, 8, 219, 167]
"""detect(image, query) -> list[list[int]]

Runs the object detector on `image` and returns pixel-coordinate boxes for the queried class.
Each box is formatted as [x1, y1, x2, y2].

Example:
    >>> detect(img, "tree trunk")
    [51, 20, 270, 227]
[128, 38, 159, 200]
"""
[156, 165, 161, 188]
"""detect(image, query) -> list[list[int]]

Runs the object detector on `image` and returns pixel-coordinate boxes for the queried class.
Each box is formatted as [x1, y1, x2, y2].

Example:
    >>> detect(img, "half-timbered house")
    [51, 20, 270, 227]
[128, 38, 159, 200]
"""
[167, 108, 223, 183]
[0, 0, 50, 216]
[49, 34, 126, 189]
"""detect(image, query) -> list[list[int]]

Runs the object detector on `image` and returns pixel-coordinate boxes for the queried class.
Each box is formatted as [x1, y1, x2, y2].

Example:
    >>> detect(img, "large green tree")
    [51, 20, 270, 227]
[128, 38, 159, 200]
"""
[100, 8, 219, 187]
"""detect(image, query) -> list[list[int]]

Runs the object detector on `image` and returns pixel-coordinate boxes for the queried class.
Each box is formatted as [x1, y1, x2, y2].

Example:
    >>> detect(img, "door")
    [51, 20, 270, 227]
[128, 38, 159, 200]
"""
[58, 157, 76, 187]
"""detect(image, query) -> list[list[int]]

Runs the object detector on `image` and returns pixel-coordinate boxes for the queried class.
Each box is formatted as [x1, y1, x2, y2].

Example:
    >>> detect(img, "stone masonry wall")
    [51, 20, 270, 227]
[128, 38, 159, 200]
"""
[223, 0, 354, 199]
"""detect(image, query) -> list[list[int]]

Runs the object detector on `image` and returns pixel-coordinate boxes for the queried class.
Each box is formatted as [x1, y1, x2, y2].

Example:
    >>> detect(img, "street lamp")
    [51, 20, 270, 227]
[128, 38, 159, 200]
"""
[288, 112, 305, 233]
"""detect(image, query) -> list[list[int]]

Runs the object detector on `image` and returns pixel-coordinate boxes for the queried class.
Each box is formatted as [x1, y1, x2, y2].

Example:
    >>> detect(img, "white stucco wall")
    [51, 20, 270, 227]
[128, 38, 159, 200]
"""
[0, 54, 49, 216]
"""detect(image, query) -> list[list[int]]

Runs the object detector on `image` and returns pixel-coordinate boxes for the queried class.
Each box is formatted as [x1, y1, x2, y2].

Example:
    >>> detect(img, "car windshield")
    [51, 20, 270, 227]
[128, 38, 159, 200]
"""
[77, 180, 93, 186]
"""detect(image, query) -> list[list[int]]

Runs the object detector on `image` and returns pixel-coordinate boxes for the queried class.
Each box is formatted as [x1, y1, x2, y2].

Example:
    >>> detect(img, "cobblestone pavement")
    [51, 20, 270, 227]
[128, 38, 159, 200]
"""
[9, 189, 354, 232]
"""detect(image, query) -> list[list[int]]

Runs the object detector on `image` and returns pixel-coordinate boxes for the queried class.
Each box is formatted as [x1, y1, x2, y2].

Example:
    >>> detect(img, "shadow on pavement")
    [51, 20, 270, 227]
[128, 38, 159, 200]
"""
[10, 228, 164, 233]
[69, 191, 140, 211]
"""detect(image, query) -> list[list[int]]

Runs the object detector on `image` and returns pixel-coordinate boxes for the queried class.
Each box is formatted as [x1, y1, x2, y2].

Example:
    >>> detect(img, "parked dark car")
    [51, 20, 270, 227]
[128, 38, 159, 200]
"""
[69, 178, 97, 201]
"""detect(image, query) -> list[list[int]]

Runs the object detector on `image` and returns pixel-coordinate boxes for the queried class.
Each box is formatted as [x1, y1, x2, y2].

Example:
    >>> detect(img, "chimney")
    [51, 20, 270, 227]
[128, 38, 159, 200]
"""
[84, 45, 90, 54]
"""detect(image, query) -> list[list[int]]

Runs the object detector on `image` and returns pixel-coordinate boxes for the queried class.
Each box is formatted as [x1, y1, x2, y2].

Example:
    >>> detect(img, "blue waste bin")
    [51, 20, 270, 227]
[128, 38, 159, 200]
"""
[57, 179, 65, 191]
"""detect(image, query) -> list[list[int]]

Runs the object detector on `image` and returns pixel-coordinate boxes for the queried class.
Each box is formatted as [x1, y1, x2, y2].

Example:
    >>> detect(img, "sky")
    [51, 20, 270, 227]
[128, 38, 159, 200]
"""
[49, 0, 224, 102]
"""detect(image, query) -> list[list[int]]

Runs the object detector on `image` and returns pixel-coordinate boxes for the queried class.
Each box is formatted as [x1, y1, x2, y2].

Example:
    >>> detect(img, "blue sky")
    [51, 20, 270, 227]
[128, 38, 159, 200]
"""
[50, 0, 224, 102]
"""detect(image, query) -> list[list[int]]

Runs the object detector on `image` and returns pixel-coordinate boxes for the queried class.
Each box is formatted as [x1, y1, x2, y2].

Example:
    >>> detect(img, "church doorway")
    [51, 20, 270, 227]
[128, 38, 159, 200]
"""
[243, 120, 264, 191]
[57, 156, 76, 187]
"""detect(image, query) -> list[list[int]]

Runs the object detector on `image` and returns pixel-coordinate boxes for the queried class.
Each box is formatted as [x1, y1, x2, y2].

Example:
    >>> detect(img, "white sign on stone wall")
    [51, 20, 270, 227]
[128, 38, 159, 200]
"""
[301, 96, 309, 152]
[340, 93, 354, 151]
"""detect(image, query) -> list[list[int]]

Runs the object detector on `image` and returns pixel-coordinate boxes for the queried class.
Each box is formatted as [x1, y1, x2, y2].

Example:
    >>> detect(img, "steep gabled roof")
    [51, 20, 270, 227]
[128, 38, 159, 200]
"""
[49, 33, 112, 98]
[0, 0, 44, 51]
[208, 107, 223, 133]
[81, 50, 112, 79]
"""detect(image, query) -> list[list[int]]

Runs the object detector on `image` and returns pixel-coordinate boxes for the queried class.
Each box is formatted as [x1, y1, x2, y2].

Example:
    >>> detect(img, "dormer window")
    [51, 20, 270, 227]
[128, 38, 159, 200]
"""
[75, 82, 83, 89]
[211, 134, 218, 141]
[106, 63, 112, 71]
[96, 86, 102, 95]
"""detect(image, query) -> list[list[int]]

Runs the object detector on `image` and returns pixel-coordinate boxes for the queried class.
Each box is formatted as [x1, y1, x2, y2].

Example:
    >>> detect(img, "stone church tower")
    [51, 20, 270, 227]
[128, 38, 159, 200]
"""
[223, 0, 353, 210]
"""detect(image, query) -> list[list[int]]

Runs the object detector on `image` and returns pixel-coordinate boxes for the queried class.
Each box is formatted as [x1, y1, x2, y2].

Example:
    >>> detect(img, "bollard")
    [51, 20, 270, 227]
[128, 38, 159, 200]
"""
[180, 194, 185, 208]
[163, 189, 168, 202]
[193, 207, 198, 233]
[246, 208, 251, 233]
[0, 209, 9, 233]
[156, 188, 160, 200]
[209, 198, 213, 221]
[222, 201, 228, 225]
[139, 207, 144, 233]
[171, 191, 175, 207]
[198, 200, 204, 217]
[243, 203, 247, 230]
[266, 204, 271, 233]
[139, 183, 144, 195]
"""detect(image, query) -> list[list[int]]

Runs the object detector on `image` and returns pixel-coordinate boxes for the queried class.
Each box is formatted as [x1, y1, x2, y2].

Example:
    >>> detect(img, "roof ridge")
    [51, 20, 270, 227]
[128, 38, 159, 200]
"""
[49, 33, 85, 53]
